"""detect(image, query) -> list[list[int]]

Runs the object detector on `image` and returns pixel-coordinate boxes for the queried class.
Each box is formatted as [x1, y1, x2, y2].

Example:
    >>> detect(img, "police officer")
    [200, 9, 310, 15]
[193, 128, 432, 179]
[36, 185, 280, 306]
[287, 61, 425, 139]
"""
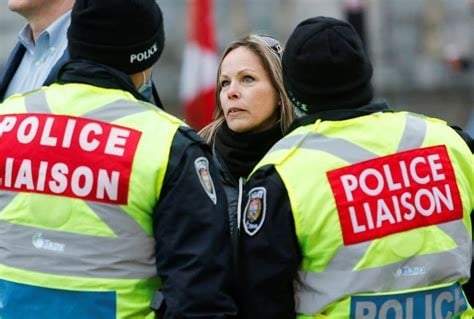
[0, 0, 236, 318]
[240, 17, 474, 318]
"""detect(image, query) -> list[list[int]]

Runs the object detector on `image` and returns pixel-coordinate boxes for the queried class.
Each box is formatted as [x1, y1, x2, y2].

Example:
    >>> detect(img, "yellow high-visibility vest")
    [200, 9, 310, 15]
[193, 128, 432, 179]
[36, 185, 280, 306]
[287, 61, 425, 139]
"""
[0, 83, 183, 318]
[254, 111, 474, 319]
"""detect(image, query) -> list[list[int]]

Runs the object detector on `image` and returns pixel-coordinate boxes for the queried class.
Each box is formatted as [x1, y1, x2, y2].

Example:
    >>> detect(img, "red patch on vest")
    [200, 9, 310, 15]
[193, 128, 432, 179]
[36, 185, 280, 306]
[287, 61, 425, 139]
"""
[327, 145, 462, 245]
[0, 114, 141, 204]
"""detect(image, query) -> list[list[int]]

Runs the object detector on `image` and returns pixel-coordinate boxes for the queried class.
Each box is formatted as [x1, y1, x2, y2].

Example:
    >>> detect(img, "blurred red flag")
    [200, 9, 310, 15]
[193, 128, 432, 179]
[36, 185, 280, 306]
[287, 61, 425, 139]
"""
[180, 0, 218, 130]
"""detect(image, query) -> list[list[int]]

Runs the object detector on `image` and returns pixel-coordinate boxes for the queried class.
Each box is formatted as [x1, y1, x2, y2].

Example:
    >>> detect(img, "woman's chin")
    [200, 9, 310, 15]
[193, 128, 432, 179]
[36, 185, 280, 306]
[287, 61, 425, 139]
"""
[227, 121, 252, 134]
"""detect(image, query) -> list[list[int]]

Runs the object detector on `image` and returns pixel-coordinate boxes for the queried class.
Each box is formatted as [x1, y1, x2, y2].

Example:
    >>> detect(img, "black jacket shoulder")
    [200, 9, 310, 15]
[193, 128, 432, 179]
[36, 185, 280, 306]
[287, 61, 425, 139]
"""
[152, 125, 237, 318]
[450, 125, 474, 152]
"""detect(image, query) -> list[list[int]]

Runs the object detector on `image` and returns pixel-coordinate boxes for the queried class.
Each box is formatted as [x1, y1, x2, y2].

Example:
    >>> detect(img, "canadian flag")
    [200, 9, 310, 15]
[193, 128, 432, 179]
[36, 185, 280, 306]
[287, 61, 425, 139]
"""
[180, 0, 218, 130]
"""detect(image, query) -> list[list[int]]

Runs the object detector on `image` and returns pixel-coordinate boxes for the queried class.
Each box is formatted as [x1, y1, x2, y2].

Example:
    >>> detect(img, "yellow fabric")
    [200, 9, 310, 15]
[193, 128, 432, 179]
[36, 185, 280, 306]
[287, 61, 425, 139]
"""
[354, 226, 458, 270]
[254, 111, 474, 318]
[0, 83, 184, 318]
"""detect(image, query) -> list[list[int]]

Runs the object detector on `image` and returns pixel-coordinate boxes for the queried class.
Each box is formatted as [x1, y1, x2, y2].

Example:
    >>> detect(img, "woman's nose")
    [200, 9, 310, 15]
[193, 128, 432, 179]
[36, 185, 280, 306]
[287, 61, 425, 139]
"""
[226, 82, 240, 99]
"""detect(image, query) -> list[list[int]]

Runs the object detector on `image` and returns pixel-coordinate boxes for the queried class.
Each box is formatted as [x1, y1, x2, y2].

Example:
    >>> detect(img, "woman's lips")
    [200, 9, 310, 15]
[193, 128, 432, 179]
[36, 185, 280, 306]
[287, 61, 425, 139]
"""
[228, 107, 246, 115]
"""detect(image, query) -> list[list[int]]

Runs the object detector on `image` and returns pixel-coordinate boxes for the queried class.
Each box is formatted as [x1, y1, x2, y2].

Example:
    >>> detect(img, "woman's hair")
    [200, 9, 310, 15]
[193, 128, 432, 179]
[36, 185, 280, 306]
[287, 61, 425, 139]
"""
[199, 34, 294, 144]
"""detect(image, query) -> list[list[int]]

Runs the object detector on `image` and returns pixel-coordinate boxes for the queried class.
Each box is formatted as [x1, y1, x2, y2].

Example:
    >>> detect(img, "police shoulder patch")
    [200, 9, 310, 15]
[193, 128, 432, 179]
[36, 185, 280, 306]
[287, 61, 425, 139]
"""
[194, 157, 217, 204]
[243, 187, 267, 236]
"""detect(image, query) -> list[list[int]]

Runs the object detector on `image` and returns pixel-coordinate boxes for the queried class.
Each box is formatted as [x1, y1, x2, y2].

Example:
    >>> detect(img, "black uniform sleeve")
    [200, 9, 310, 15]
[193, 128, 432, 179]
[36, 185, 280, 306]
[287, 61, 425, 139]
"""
[451, 125, 474, 152]
[152, 127, 237, 318]
[239, 165, 301, 319]
[451, 125, 474, 303]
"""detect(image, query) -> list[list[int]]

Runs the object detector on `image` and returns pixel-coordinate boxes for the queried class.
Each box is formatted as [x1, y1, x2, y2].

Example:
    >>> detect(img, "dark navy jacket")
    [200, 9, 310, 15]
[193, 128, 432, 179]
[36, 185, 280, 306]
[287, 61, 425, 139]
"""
[0, 42, 69, 102]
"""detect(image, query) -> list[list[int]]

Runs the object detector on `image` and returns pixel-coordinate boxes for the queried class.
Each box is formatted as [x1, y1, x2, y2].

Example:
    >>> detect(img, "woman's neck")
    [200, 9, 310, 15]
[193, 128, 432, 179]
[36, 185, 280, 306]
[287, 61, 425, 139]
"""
[214, 122, 283, 181]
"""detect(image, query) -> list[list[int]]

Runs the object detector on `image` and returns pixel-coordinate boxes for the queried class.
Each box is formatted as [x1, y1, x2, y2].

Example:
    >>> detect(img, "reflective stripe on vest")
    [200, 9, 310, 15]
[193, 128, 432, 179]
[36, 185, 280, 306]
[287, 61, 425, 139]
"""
[265, 113, 471, 315]
[294, 220, 470, 314]
[269, 114, 426, 160]
[25, 90, 52, 113]
[0, 90, 156, 279]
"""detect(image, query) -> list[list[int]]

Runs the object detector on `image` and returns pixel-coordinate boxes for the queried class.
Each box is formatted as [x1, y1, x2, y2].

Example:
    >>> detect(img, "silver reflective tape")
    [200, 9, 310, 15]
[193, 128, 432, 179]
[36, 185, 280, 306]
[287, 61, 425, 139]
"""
[0, 220, 156, 279]
[270, 133, 377, 164]
[268, 134, 306, 153]
[87, 202, 149, 238]
[326, 241, 371, 271]
[271, 113, 428, 163]
[0, 191, 17, 213]
[82, 99, 148, 123]
[24, 90, 51, 113]
[397, 114, 427, 151]
[295, 220, 470, 314]
[438, 220, 471, 245]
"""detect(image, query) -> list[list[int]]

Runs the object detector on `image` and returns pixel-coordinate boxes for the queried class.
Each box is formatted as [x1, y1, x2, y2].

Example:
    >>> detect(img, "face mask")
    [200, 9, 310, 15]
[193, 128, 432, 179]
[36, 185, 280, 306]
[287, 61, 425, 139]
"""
[138, 71, 153, 101]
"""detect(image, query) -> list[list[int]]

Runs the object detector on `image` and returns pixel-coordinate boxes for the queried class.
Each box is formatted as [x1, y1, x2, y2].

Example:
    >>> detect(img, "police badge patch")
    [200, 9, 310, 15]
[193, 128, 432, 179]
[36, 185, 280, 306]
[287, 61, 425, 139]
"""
[194, 157, 217, 204]
[243, 187, 266, 236]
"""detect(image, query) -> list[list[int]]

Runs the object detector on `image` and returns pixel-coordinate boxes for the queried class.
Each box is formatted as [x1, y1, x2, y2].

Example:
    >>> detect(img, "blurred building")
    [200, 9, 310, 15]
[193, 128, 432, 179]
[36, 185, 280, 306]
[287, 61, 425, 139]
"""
[0, 0, 472, 126]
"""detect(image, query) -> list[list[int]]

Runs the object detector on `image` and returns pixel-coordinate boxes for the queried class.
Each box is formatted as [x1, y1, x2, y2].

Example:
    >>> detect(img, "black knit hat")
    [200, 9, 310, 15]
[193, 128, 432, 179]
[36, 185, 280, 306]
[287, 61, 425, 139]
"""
[68, 0, 165, 74]
[282, 16, 373, 113]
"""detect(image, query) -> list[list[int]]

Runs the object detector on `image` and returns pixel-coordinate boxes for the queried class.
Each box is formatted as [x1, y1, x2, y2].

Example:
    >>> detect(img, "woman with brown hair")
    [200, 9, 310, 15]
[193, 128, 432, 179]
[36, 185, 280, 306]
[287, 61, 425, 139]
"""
[199, 34, 294, 255]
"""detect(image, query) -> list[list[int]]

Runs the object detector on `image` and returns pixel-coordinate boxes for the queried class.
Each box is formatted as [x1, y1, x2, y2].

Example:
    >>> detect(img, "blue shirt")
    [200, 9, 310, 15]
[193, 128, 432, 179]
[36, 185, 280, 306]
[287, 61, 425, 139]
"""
[4, 11, 71, 99]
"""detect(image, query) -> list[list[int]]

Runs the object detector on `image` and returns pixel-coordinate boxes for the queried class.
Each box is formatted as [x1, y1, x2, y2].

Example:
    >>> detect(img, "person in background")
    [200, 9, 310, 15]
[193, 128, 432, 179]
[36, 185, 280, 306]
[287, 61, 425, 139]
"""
[0, 0, 236, 318]
[240, 16, 474, 318]
[199, 34, 294, 263]
[0, 0, 74, 101]
[0, 0, 163, 107]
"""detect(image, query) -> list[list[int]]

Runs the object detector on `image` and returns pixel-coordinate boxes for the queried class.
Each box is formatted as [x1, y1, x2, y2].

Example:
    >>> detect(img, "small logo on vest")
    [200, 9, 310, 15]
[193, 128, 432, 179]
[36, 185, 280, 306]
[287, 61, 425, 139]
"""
[32, 233, 65, 253]
[194, 157, 217, 204]
[243, 187, 266, 236]
[395, 265, 426, 277]
[130, 43, 158, 64]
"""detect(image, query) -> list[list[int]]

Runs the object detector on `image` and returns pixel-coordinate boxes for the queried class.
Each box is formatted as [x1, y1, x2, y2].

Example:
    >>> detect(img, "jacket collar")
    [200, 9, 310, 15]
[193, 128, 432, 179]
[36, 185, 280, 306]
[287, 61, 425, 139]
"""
[57, 59, 150, 103]
[57, 59, 163, 108]
[212, 144, 237, 185]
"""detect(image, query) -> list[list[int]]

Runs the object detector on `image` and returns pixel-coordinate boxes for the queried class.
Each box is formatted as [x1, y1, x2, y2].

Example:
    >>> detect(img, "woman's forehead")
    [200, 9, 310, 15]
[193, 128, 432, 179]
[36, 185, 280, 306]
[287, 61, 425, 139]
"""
[221, 47, 266, 74]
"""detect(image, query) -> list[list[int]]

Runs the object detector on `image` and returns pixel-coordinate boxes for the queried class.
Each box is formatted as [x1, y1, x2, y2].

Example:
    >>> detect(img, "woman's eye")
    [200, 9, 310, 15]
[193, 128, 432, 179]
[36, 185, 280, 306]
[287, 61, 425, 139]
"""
[242, 75, 254, 83]
[220, 80, 230, 87]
